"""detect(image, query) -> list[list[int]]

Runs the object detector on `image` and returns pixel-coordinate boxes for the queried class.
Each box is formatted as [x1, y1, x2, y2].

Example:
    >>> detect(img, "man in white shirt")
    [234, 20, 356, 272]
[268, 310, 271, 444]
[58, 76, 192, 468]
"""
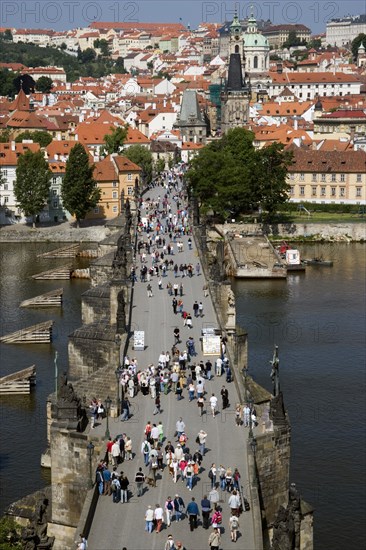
[197, 430, 208, 456]
[215, 357, 222, 376]
[111, 440, 120, 466]
[210, 394, 218, 418]
[176, 418, 185, 438]
[151, 424, 160, 448]
[154, 503, 164, 533]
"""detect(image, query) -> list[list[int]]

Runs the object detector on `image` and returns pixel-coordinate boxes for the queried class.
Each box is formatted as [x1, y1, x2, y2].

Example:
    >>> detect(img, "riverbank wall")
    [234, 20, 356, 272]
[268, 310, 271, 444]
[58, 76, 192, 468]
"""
[216, 222, 365, 241]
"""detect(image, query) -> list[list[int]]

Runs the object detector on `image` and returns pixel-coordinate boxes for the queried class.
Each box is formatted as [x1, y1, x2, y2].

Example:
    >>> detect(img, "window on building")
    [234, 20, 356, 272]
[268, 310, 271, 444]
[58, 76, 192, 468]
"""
[112, 191, 118, 199]
[300, 173, 305, 181]
[290, 186, 294, 195]
[340, 173, 345, 182]
[127, 173, 132, 181]
[2, 169, 7, 176]
[112, 181, 117, 187]
[4, 184, 8, 190]
[321, 187, 326, 196]
[53, 200, 58, 208]
[52, 177, 57, 184]
[331, 187, 336, 196]
[357, 174, 362, 183]
[254, 56, 258, 69]
[321, 173, 326, 182]
[356, 187, 362, 197]
[340, 187, 345, 197]
[331, 174, 336, 182]
[312, 186, 317, 196]
[4, 196, 9, 204]
[94, 207, 99, 214]
[312, 174, 317, 182]
[112, 205, 118, 213]
[300, 186, 305, 196]
[127, 186, 133, 195]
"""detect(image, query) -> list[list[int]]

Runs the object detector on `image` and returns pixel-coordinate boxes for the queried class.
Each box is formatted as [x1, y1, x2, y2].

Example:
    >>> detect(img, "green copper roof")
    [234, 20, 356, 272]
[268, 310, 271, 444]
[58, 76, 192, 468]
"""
[230, 13, 241, 28]
[244, 34, 269, 47]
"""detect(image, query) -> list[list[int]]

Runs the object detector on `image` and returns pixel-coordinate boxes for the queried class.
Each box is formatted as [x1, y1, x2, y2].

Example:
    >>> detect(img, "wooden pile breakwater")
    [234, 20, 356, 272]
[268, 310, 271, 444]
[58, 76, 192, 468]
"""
[20, 288, 63, 308]
[0, 320, 54, 344]
[37, 244, 79, 258]
[32, 266, 71, 280]
[0, 365, 36, 395]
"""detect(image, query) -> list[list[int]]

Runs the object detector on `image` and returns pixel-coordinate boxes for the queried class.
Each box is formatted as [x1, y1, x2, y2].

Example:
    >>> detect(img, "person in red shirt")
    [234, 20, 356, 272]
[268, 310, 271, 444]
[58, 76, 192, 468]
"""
[106, 438, 114, 465]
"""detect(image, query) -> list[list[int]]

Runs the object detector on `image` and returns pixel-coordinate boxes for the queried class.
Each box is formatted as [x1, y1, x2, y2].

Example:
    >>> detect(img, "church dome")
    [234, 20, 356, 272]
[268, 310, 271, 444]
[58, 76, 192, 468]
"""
[244, 33, 269, 48]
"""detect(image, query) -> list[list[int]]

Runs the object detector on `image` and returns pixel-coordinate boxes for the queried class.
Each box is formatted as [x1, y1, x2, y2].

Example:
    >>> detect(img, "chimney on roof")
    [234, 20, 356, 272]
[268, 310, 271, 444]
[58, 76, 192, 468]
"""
[11, 141, 16, 152]
[293, 116, 298, 130]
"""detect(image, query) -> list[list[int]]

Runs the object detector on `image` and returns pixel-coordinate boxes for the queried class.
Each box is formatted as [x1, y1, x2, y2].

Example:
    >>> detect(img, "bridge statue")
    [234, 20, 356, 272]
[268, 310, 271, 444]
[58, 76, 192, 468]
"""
[270, 345, 280, 397]
[116, 289, 127, 334]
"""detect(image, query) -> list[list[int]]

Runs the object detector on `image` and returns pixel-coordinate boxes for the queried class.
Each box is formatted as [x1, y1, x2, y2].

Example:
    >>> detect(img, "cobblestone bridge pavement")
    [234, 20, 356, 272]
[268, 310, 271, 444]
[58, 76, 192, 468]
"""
[87, 183, 256, 550]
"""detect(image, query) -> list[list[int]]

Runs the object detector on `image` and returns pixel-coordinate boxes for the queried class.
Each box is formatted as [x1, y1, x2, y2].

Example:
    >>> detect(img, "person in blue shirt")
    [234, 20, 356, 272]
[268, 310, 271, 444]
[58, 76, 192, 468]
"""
[186, 497, 199, 531]
[201, 495, 211, 529]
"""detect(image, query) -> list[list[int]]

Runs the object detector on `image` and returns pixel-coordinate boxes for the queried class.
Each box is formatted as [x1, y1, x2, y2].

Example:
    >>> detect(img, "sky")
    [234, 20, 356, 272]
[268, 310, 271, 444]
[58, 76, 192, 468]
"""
[0, 0, 365, 33]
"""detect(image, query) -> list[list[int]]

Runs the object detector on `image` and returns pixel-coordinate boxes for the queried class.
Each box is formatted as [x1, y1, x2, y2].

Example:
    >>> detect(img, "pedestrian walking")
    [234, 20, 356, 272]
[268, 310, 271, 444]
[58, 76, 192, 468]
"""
[165, 497, 174, 526]
[164, 534, 175, 550]
[198, 301, 204, 317]
[145, 505, 154, 533]
[229, 514, 240, 542]
[197, 429, 207, 456]
[154, 504, 164, 533]
[186, 497, 199, 531]
[120, 473, 129, 503]
[208, 527, 221, 550]
[173, 494, 185, 521]
[221, 386, 229, 409]
[201, 495, 211, 529]
[147, 283, 153, 297]
[210, 393, 218, 417]
[135, 467, 145, 497]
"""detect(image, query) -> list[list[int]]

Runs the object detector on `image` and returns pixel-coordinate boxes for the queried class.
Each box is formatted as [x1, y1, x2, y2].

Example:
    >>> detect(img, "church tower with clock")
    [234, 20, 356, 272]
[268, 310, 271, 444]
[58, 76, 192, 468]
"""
[221, 12, 251, 133]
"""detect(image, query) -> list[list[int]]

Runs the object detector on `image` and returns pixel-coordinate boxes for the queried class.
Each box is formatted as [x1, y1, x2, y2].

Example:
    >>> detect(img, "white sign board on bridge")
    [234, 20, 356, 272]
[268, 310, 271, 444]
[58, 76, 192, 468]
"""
[133, 331, 145, 351]
[202, 334, 221, 355]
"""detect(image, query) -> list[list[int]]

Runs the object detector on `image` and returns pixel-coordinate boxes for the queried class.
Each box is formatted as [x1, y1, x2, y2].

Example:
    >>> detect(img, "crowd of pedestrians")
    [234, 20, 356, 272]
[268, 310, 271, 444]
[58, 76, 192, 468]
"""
[89, 169, 255, 549]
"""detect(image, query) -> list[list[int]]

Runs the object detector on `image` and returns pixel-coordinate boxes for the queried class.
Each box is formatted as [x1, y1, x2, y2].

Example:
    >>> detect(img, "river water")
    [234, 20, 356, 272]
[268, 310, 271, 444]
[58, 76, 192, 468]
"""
[0, 241, 365, 549]
[234, 242, 366, 550]
[0, 242, 90, 517]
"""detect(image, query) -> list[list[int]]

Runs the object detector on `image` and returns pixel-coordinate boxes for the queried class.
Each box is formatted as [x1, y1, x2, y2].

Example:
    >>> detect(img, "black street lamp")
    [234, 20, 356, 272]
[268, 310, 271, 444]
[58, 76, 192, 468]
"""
[104, 396, 112, 440]
[87, 441, 95, 489]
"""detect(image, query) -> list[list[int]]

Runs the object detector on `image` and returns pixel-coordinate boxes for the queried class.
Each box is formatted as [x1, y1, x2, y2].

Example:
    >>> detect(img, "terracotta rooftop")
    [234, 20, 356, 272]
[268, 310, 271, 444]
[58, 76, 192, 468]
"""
[288, 148, 366, 173]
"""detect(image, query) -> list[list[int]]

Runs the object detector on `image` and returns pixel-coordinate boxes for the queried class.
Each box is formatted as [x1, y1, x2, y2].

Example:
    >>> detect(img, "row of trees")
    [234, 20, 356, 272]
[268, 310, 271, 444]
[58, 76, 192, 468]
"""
[186, 128, 293, 221]
[13, 144, 100, 227]
[9, 126, 167, 227]
[0, 41, 125, 83]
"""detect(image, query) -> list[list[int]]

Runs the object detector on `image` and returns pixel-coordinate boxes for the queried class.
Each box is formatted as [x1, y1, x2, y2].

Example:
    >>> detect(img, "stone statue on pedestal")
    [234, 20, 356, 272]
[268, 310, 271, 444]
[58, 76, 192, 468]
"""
[113, 233, 128, 279]
[270, 345, 280, 397]
[271, 505, 295, 550]
[21, 498, 54, 549]
[116, 289, 127, 334]
[58, 372, 78, 404]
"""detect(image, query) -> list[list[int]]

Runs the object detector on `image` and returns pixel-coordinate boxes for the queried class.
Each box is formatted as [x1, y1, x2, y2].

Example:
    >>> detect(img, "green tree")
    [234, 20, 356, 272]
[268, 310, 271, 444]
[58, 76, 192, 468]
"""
[0, 516, 21, 549]
[155, 157, 166, 174]
[61, 143, 100, 226]
[124, 145, 152, 183]
[103, 126, 128, 155]
[15, 130, 52, 147]
[0, 69, 18, 97]
[252, 143, 293, 221]
[35, 76, 53, 93]
[60, 42, 67, 50]
[0, 129, 11, 143]
[77, 47, 96, 64]
[283, 30, 302, 49]
[94, 38, 110, 57]
[351, 33, 366, 59]
[187, 128, 291, 220]
[14, 150, 51, 227]
[114, 57, 127, 73]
